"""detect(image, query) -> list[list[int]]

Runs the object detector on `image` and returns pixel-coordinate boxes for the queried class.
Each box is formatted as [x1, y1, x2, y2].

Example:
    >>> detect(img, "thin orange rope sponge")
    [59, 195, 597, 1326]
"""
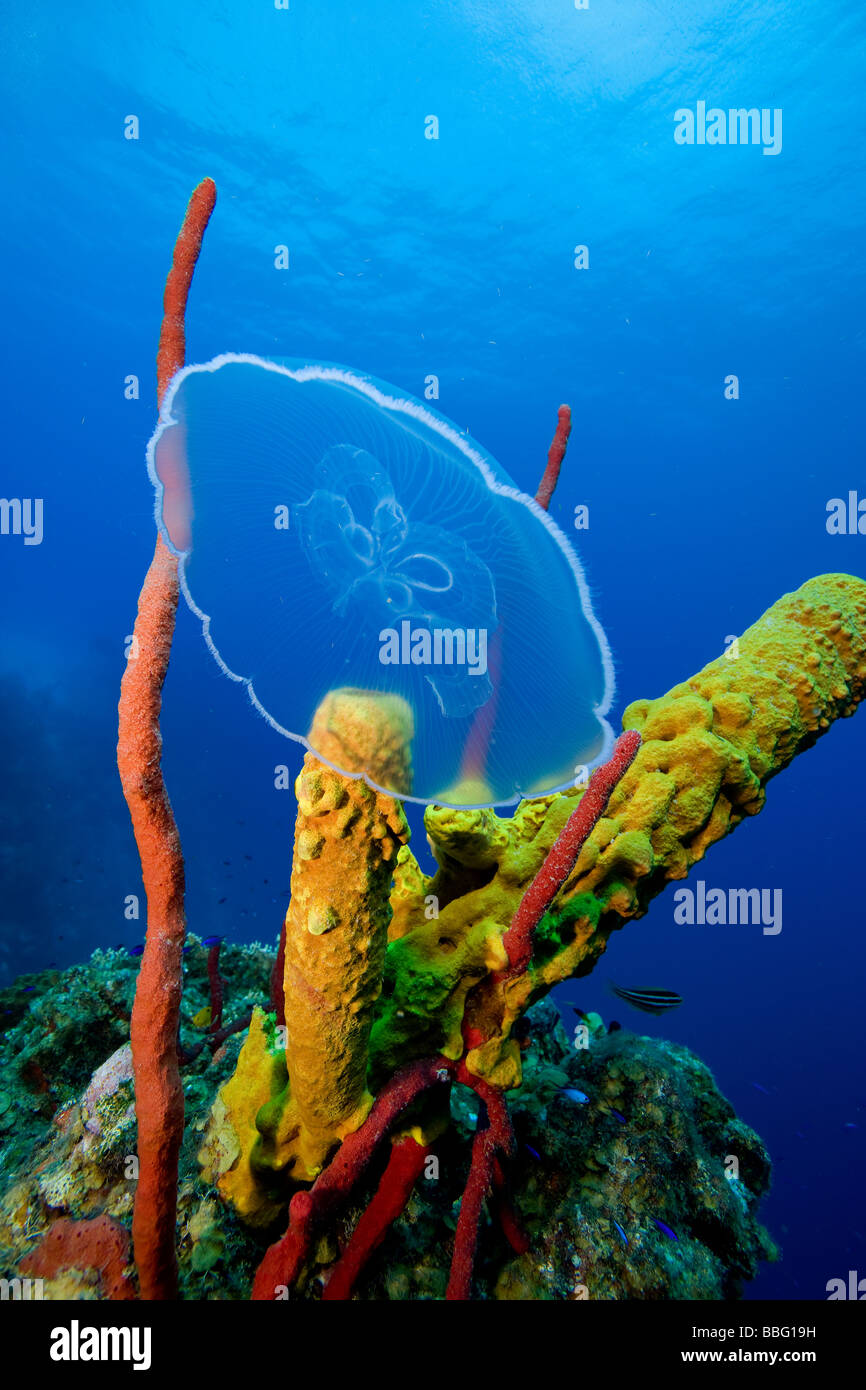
[156, 178, 217, 405]
[118, 176, 215, 1300]
[534, 404, 571, 510]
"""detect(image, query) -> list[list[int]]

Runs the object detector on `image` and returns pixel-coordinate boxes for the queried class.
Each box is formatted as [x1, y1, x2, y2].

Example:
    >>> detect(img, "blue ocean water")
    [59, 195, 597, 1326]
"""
[1, 0, 864, 1301]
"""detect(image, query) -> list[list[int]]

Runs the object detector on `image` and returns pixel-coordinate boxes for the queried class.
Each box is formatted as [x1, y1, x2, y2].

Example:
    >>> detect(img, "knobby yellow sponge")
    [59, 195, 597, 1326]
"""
[614, 570, 866, 900]
[373, 574, 866, 1082]
[280, 690, 413, 1177]
[200, 691, 413, 1205]
[204, 575, 866, 1219]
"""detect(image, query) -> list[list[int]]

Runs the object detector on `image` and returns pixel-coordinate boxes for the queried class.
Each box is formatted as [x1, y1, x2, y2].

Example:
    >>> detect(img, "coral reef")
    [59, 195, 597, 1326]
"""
[0, 953, 775, 1300]
[359, 1001, 777, 1302]
[0, 939, 271, 1299]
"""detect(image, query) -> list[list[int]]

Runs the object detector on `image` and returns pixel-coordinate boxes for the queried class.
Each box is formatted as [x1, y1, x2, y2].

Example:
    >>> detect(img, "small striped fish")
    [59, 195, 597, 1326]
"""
[609, 982, 683, 1015]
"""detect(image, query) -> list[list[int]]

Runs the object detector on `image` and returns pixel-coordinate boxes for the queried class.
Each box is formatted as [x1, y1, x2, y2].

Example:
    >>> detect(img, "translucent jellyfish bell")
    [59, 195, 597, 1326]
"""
[148, 354, 614, 807]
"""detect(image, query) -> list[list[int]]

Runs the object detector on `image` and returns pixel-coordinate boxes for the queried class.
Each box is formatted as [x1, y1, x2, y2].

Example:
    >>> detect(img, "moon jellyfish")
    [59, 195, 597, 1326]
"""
[148, 354, 614, 807]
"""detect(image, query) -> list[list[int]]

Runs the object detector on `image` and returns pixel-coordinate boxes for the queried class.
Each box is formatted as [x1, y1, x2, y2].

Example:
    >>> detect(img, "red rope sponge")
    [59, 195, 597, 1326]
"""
[500, 729, 641, 978]
[120, 177, 216, 1301]
[323, 1135, 430, 1300]
[157, 178, 217, 405]
[207, 940, 224, 1033]
[252, 1057, 453, 1299]
[534, 404, 572, 510]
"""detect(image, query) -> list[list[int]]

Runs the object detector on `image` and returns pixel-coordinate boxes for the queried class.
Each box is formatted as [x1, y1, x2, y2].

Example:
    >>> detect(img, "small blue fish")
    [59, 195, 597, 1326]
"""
[561, 1088, 590, 1104]
[653, 1218, 678, 1241]
[128, 945, 145, 957]
[612, 1219, 629, 1247]
[752, 1082, 771, 1096]
[607, 1108, 626, 1124]
[202, 935, 223, 947]
[525, 1144, 541, 1160]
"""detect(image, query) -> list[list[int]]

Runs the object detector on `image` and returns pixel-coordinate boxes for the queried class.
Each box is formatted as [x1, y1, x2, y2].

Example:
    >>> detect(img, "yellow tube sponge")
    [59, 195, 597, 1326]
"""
[592, 571, 866, 910]
[375, 574, 866, 1084]
[281, 690, 413, 1176]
